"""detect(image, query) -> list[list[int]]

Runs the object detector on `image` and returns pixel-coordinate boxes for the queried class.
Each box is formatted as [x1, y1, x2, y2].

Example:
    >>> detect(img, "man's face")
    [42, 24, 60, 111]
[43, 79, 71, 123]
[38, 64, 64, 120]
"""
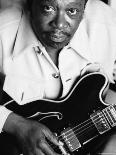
[31, 0, 86, 50]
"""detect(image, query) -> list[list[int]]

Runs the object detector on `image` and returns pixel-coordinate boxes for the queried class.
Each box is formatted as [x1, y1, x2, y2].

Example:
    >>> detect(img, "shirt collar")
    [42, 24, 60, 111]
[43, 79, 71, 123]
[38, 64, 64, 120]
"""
[68, 18, 91, 61]
[13, 10, 39, 57]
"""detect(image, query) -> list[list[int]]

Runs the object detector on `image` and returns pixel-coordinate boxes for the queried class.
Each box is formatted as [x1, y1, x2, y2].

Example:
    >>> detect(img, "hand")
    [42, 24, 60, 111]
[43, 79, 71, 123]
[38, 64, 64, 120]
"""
[81, 63, 104, 76]
[3, 113, 61, 155]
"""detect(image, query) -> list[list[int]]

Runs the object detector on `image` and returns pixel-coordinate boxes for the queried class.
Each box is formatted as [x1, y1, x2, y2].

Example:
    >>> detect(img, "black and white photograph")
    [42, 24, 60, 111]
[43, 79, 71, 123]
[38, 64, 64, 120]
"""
[0, 0, 116, 155]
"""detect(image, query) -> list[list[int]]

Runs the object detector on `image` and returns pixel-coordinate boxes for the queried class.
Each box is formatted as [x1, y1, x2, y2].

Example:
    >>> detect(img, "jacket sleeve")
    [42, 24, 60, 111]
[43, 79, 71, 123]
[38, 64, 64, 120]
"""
[0, 7, 23, 133]
[0, 106, 12, 133]
[0, 38, 12, 133]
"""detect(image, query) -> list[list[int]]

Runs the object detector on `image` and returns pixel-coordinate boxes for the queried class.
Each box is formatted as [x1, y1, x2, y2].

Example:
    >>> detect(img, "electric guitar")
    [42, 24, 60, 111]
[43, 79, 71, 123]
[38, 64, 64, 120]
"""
[1, 72, 116, 155]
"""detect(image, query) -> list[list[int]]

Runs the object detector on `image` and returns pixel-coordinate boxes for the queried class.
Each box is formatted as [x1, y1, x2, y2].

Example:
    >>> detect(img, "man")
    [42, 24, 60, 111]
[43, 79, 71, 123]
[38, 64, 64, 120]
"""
[0, 0, 116, 154]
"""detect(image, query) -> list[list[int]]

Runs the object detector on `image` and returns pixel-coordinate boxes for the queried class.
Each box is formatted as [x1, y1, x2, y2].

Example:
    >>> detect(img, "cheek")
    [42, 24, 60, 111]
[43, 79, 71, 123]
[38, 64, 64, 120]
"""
[33, 17, 48, 32]
[34, 15, 53, 31]
[66, 13, 83, 32]
[70, 20, 80, 35]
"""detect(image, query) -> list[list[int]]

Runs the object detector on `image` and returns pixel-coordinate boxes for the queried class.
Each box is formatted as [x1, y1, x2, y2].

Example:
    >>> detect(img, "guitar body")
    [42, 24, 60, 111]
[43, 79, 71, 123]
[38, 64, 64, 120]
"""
[1, 73, 114, 155]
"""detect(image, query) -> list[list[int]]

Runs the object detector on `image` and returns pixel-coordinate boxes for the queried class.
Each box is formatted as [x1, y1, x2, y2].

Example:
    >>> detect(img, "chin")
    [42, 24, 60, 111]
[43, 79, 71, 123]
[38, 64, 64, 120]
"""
[45, 39, 70, 50]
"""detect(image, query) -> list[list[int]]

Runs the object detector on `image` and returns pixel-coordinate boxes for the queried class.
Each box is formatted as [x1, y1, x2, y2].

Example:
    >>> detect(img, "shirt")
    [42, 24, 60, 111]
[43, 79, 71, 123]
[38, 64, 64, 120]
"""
[0, 0, 116, 132]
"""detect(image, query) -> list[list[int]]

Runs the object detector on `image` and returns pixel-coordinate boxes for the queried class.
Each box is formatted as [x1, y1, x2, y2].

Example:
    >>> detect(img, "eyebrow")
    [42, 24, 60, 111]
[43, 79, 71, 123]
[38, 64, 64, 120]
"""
[40, 0, 57, 6]
[42, 0, 55, 3]
[40, 0, 84, 9]
[67, 1, 85, 8]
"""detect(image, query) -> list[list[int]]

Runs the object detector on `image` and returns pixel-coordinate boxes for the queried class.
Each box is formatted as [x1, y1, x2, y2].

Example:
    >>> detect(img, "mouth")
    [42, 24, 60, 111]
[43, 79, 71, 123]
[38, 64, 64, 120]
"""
[48, 30, 69, 43]
[50, 33, 67, 42]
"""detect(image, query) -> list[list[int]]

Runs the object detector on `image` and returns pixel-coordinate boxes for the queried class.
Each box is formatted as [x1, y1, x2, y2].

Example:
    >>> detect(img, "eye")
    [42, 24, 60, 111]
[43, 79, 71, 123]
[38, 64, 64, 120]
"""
[43, 5, 55, 13]
[67, 8, 79, 16]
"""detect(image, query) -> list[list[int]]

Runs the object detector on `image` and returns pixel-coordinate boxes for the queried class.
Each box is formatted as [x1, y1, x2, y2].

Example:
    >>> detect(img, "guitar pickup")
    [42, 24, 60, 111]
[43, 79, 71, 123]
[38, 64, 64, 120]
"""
[103, 105, 116, 127]
[90, 110, 111, 134]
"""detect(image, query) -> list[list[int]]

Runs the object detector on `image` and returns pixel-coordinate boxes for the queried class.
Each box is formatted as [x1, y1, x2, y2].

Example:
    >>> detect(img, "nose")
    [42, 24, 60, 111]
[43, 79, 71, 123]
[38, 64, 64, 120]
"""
[50, 12, 68, 29]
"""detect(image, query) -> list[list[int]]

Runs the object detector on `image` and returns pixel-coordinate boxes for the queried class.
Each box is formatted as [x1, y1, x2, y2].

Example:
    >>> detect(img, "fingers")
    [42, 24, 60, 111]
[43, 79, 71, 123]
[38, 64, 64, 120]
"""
[36, 149, 45, 155]
[23, 147, 45, 155]
[39, 141, 60, 155]
[43, 128, 60, 146]
[23, 151, 33, 155]
[36, 124, 61, 155]
[81, 63, 103, 76]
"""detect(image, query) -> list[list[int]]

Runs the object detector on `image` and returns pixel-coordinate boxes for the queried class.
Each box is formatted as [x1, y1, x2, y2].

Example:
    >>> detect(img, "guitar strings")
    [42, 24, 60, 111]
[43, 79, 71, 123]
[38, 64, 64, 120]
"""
[48, 118, 102, 150]
[49, 114, 107, 149]
[58, 118, 98, 141]
[57, 112, 102, 139]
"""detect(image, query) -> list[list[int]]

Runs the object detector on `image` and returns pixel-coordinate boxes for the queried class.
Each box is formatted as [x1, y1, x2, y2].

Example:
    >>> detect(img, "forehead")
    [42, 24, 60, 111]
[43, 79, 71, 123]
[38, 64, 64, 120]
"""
[35, 0, 85, 6]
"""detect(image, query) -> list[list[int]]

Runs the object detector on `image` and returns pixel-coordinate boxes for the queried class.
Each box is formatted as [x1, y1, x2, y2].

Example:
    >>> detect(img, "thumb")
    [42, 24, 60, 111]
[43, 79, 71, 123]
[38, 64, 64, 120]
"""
[81, 63, 102, 76]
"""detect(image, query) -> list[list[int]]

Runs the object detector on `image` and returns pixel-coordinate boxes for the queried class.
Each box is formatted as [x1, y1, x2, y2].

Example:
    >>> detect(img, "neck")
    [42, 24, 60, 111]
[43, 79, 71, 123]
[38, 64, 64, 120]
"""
[46, 46, 61, 67]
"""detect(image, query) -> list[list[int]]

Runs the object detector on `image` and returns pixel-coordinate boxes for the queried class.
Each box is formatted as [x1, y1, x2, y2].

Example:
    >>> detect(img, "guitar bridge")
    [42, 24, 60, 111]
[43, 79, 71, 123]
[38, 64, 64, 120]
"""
[61, 127, 81, 152]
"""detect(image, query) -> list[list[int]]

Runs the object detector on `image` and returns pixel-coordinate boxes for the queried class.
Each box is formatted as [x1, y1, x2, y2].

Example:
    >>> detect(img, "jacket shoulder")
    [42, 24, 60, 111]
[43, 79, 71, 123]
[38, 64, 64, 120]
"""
[0, 6, 22, 30]
[85, 0, 116, 26]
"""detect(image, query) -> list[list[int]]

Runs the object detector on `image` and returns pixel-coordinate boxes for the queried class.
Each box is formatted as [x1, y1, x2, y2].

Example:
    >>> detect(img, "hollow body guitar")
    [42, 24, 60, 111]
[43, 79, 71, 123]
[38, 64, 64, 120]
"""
[2, 72, 116, 155]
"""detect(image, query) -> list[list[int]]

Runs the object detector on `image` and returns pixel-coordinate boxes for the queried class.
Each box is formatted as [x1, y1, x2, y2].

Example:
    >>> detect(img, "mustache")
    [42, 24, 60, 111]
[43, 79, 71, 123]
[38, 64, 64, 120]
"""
[47, 29, 71, 37]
